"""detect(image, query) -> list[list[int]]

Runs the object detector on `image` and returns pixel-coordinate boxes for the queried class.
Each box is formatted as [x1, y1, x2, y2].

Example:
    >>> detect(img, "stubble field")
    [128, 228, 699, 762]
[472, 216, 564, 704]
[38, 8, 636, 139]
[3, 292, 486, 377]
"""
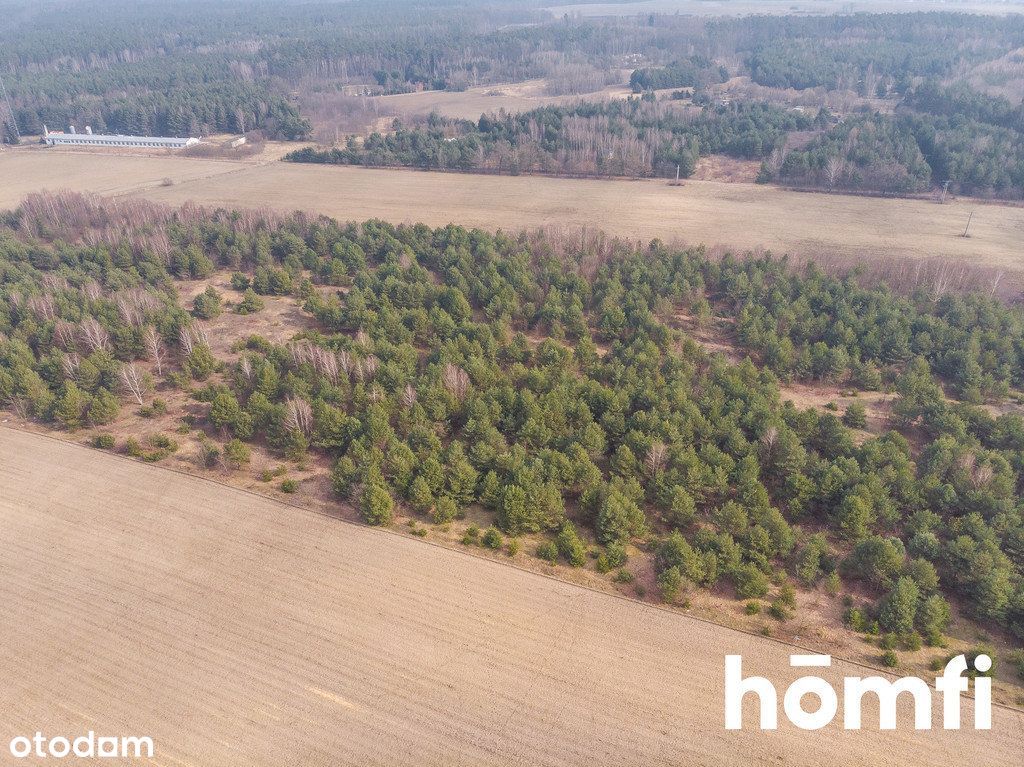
[371, 77, 634, 123]
[1, 427, 1022, 766]
[2, 149, 1023, 277]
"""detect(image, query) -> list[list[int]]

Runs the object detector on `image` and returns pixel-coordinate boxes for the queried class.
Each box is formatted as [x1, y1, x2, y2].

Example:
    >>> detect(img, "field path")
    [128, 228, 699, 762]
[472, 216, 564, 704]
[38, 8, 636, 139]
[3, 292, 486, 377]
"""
[0, 427, 1021, 766]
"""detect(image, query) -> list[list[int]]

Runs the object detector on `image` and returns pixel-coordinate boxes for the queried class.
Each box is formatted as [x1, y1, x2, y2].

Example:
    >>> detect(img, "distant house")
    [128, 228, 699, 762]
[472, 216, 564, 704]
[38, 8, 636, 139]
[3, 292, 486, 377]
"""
[42, 125, 199, 149]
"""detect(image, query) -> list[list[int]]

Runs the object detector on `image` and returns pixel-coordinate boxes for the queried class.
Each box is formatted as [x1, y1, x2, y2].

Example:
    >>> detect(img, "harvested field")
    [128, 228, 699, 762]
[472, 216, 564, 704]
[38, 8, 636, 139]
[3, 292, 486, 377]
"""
[372, 77, 634, 123]
[0, 149, 242, 200]
[1, 427, 1022, 766]
[8, 152, 1024, 274]
[3, 151, 1022, 276]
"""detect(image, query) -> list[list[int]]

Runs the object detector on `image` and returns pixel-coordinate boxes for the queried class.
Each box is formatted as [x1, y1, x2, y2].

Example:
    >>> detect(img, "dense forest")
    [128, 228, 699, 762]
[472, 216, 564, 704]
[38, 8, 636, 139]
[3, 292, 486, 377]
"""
[4, 2, 1024, 150]
[285, 99, 814, 177]
[286, 76, 1024, 196]
[0, 0, 541, 138]
[1, 192, 1023, 671]
[735, 14, 1024, 94]
[629, 57, 729, 92]
[748, 78, 1024, 197]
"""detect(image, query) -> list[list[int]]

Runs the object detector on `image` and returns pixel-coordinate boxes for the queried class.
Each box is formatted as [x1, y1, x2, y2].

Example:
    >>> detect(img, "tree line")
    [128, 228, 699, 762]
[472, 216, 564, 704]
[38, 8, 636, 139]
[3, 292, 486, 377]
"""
[286, 99, 813, 178]
[759, 83, 1024, 198]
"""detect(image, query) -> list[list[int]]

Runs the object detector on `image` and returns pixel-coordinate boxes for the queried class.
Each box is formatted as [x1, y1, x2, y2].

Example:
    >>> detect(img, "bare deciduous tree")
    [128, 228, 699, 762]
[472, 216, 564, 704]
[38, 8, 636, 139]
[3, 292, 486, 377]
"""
[11, 396, 30, 421]
[989, 270, 1004, 296]
[646, 441, 668, 475]
[312, 346, 339, 383]
[825, 155, 845, 191]
[289, 341, 314, 368]
[54, 320, 78, 351]
[178, 324, 209, 357]
[763, 145, 788, 179]
[191, 324, 210, 349]
[401, 384, 417, 409]
[442, 363, 470, 400]
[239, 355, 254, 383]
[81, 280, 102, 302]
[284, 396, 313, 436]
[61, 352, 81, 381]
[118, 363, 148, 405]
[957, 452, 977, 475]
[115, 288, 158, 328]
[142, 326, 165, 375]
[362, 355, 378, 379]
[337, 349, 352, 377]
[27, 294, 56, 322]
[179, 325, 196, 356]
[972, 464, 994, 489]
[40, 274, 68, 292]
[80, 317, 110, 353]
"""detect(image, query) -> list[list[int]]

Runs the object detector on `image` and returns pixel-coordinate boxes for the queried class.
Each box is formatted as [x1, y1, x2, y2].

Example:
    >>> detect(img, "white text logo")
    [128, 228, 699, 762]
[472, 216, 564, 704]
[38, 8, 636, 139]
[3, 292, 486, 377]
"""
[8, 732, 154, 759]
[724, 653, 991, 730]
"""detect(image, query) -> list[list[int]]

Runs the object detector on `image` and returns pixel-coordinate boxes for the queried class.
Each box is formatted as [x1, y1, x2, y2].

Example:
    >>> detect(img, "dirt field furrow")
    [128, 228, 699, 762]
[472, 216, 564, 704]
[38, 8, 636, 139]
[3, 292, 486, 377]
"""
[1, 426, 1022, 766]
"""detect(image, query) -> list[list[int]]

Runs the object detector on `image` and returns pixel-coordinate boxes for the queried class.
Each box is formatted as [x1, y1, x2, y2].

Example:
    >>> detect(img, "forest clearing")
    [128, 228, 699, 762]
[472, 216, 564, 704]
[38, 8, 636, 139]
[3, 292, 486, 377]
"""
[368, 76, 635, 124]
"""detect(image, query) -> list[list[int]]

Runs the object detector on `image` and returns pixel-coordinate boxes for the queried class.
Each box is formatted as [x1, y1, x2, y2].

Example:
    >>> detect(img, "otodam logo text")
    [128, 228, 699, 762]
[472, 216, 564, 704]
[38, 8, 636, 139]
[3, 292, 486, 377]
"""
[725, 653, 992, 730]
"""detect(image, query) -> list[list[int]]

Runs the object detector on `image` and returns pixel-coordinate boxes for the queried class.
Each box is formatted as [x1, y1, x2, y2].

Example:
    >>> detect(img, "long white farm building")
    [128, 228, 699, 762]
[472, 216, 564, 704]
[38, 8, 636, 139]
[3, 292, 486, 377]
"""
[42, 125, 199, 149]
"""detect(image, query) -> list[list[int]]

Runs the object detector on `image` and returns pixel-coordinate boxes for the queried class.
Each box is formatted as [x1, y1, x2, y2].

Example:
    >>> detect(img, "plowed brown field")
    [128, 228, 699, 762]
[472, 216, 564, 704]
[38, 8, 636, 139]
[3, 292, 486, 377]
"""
[1, 427, 1021, 766]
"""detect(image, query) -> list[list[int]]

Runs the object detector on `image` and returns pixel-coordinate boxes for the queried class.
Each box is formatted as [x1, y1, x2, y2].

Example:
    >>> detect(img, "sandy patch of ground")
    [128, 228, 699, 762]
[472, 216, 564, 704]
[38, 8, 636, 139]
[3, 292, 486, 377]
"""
[176, 276, 318, 358]
[778, 382, 896, 436]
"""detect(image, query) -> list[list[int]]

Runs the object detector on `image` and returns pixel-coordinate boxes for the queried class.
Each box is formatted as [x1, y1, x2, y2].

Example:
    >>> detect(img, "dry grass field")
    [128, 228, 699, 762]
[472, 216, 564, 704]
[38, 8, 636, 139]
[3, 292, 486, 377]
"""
[1, 426, 1022, 766]
[372, 77, 634, 123]
[3, 150, 1022, 276]
[0, 149, 242, 200]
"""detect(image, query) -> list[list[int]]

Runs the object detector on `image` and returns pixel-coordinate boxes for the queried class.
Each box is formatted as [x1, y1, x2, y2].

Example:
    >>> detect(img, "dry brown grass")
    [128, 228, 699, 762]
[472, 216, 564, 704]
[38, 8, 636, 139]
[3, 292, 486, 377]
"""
[176, 276, 316, 358]
[370, 77, 635, 123]
[2, 150, 1023, 283]
[2, 426, 1022, 766]
[690, 154, 763, 183]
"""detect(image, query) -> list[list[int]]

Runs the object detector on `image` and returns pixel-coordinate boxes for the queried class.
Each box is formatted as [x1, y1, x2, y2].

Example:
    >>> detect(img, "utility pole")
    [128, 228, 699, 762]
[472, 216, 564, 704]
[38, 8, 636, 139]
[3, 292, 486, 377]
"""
[0, 71, 20, 144]
[961, 211, 974, 238]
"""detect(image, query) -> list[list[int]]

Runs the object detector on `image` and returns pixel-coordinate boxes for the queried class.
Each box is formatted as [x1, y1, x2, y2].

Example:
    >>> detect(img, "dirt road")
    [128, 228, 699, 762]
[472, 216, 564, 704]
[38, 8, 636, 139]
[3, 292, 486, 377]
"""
[0, 427, 1020, 766]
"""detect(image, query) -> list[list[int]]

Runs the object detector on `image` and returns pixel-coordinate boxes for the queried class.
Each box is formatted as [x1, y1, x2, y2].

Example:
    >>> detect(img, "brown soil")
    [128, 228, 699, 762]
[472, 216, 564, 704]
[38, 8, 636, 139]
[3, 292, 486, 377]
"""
[2, 426, 1022, 766]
